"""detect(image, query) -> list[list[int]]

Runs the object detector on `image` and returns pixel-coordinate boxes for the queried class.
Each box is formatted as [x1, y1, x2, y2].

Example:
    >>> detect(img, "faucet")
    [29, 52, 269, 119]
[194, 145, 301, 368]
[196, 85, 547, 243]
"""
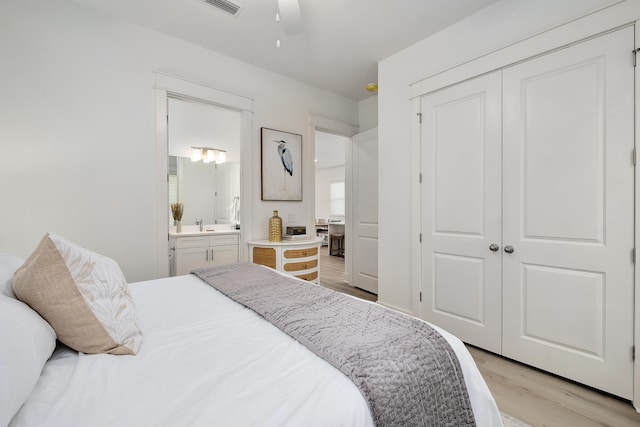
[195, 219, 203, 232]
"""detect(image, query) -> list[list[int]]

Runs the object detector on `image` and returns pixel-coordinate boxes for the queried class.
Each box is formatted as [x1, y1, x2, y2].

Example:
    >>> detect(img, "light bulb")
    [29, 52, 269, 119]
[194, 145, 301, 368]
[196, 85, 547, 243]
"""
[191, 148, 202, 162]
[217, 151, 226, 164]
[206, 149, 216, 163]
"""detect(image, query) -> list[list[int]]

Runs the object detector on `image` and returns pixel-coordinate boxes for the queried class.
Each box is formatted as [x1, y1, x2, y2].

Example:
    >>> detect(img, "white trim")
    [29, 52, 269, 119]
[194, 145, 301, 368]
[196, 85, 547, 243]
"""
[154, 72, 253, 111]
[635, 18, 640, 413]
[410, 97, 422, 318]
[155, 89, 170, 278]
[410, 1, 632, 97]
[308, 114, 358, 137]
[154, 72, 253, 278]
[238, 109, 253, 263]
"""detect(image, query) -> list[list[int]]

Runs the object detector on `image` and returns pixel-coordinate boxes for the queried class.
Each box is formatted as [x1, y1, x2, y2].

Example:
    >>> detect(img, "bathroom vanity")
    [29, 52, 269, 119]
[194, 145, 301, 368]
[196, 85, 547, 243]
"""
[169, 226, 240, 276]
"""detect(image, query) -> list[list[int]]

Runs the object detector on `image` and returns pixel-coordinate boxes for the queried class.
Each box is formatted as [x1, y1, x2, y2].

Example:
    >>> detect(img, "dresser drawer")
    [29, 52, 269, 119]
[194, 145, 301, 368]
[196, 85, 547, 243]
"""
[295, 271, 318, 282]
[283, 247, 318, 259]
[253, 247, 276, 269]
[283, 259, 318, 272]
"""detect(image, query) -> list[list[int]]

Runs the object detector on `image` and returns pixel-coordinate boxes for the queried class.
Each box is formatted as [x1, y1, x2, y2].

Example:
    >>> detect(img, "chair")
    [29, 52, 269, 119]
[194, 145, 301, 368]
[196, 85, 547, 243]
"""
[329, 234, 344, 257]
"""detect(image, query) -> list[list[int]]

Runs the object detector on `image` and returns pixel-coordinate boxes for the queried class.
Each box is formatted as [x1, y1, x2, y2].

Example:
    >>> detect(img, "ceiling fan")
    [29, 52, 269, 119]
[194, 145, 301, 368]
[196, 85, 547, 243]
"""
[277, 0, 302, 35]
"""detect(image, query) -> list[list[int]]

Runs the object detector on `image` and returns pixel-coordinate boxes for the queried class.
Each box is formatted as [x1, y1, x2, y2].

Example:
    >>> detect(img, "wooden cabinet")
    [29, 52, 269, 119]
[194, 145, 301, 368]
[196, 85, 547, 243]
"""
[170, 233, 239, 276]
[248, 239, 322, 283]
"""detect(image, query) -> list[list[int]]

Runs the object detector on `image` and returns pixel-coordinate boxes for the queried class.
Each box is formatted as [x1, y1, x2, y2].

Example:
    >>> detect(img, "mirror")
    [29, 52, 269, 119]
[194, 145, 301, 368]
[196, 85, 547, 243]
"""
[167, 97, 241, 228]
[168, 157, 240, 225]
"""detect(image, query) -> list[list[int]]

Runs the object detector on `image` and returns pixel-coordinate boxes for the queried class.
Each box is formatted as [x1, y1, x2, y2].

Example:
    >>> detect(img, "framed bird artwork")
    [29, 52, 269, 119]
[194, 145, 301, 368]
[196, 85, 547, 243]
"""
[261, 127, 303, 201]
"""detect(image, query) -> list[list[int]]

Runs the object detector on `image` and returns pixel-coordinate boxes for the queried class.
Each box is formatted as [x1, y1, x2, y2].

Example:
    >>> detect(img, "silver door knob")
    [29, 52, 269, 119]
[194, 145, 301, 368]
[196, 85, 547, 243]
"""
[489, 244, 499, 252]
[504, 245, 514, 254]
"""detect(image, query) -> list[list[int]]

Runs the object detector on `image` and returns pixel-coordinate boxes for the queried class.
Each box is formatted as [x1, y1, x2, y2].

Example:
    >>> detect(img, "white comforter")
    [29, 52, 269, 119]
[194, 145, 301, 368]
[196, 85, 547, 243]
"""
[10, 274, 502, 427]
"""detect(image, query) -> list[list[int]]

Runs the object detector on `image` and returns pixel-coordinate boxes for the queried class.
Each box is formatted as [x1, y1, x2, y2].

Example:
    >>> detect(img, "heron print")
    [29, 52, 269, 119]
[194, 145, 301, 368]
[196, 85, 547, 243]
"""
[261, 127, 302, 201]
[275, 139, 293, 190]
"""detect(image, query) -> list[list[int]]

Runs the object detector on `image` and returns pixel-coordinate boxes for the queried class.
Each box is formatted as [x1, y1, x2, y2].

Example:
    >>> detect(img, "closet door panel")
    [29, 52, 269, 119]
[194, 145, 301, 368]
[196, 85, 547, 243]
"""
[502, 27, 634, 399]
[421, 71, 502, 353]
[520, 59, 604, 242]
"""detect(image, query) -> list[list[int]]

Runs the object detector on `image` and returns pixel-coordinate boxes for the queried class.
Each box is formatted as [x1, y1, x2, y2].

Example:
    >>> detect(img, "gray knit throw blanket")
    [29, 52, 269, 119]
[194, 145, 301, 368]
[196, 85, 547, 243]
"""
[193, 263, 476, 427]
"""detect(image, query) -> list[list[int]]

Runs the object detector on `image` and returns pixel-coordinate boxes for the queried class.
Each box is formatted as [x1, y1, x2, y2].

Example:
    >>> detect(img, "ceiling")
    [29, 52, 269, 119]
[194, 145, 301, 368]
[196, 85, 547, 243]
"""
[70, 0, 498, 101]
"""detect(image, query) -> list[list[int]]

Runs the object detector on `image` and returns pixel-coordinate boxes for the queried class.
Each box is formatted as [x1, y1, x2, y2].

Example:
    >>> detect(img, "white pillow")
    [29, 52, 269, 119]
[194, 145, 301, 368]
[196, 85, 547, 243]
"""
[0, 253, 25, 299]
[0, 295, 56, 427]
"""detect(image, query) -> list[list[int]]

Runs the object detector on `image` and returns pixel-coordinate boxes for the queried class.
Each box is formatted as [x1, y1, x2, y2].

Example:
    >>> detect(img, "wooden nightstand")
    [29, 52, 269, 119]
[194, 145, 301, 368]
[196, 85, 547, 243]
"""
[248, 239, 322, 283]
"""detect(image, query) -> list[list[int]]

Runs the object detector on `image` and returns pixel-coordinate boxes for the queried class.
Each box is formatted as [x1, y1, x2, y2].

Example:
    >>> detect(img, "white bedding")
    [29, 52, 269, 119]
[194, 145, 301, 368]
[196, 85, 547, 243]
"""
[10, 274, 502, 427]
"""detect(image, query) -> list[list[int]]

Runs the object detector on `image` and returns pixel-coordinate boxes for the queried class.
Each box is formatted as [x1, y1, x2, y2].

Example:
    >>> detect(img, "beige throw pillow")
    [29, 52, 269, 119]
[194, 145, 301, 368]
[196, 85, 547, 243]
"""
[13, 233, 142, 355]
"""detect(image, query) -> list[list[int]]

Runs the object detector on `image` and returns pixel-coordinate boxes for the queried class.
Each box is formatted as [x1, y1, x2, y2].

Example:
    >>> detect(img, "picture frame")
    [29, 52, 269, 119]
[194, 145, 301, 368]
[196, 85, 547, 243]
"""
[261, 127, 303, 201]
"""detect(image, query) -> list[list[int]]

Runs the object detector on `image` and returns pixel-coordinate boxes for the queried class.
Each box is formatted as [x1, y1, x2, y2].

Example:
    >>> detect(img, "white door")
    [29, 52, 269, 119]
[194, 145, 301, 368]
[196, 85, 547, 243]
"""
[502, 27, 634, 398]
[350, 128, 379, 294]
[420, 72, 503, 353]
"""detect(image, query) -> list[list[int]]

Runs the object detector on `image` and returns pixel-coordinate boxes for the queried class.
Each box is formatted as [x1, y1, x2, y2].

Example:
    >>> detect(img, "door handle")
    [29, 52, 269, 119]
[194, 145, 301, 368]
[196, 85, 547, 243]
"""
[489, 243, 499, 252]
[504, 245, 515, 254]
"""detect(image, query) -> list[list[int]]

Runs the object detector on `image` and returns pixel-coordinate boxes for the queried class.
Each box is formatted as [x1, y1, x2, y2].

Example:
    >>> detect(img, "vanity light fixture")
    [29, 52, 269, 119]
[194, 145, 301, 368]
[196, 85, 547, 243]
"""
[190, 147, 227, 164]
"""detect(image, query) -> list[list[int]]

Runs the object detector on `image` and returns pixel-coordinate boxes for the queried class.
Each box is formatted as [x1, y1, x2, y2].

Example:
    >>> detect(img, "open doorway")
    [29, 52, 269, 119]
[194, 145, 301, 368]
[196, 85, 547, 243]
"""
[154, 73, 253, 278]
[314, 131, 348, 286]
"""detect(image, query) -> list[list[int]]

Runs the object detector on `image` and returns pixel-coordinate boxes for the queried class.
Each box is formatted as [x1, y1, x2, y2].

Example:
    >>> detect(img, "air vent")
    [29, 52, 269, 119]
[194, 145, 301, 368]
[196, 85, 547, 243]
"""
[202, 0, 241, 15]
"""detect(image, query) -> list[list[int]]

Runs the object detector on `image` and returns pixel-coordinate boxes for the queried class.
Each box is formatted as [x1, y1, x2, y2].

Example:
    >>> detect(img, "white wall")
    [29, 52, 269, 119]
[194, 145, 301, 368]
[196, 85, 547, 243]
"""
[0, 0, 357, 282]
[315, 166, 346, 222]
[377, 0, 620, 314]
[358, 95, 378, 132]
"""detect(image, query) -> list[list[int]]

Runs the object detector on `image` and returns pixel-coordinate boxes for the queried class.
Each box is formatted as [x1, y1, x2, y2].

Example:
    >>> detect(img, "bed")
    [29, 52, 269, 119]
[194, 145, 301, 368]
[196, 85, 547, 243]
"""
[0, 233, 503, 427]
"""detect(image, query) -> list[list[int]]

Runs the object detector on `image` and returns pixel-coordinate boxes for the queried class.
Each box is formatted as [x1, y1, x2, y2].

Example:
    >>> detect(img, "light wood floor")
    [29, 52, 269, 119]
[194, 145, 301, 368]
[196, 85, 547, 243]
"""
[318, 254, 640, 427]
[468, 346, 640, 427]
[318, 246, 376, 302]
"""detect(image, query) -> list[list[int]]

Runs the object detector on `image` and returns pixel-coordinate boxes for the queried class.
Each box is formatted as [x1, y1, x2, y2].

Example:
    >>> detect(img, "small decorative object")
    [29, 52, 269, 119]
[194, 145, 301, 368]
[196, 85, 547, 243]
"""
[171, 203, 184, 233]
[269, 210, 282, 242]
[261, 127, 302, 201]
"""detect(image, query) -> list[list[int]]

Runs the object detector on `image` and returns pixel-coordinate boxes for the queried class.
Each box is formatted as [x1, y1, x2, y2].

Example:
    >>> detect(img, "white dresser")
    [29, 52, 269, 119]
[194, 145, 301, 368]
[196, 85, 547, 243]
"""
[248, 238, 322, 283]
[170, 229, 240, 276]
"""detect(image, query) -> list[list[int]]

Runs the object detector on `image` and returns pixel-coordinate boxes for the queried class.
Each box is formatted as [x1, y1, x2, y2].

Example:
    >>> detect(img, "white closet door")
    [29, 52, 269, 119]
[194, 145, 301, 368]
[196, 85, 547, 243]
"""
[420, 72, 503, 353]
[502, 27, 634, 399]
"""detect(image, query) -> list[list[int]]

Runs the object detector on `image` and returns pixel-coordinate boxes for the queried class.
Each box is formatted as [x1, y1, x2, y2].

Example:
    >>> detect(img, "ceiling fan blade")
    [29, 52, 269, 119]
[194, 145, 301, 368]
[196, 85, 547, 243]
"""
[278, 0, 303, 35]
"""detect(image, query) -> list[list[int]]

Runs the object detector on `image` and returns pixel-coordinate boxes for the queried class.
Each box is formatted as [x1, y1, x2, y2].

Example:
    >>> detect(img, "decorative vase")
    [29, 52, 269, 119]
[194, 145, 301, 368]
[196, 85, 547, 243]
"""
[175, 220, 182, 233]
[269, 210, 282, 242]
